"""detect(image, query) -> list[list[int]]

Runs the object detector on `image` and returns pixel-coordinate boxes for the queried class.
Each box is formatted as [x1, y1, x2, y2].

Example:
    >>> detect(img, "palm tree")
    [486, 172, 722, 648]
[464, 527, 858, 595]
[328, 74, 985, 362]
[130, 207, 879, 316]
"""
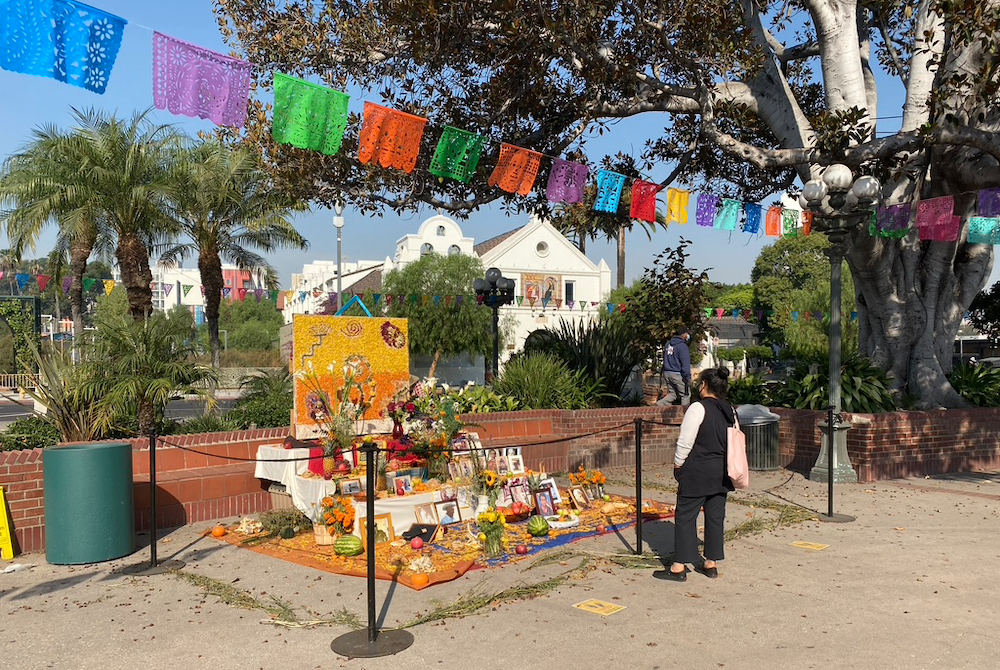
[160, 141, 307, 369]
[1, 124, 105, 338]
[551, 186, 667, 288]
[81, 314, 216, 437]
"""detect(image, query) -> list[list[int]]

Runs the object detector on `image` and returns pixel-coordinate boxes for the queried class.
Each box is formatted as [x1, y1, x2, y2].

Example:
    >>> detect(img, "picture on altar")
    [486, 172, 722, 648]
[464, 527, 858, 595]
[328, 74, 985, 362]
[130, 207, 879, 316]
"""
[361, 514, 394, 549]
[414, 503, 438, 526]
[340, 478, 361, 495]
[435, 500, 462, 525]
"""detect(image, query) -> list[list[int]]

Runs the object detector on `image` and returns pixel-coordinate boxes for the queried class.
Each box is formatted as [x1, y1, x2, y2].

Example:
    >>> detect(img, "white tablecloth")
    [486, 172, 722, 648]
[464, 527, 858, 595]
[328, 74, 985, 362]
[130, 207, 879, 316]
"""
[254, 445, 311, 486]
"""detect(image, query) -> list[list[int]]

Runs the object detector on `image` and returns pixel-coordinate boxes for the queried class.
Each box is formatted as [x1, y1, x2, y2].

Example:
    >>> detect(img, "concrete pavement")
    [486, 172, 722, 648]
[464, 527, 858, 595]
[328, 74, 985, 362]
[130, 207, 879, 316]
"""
[2, 465, 998, 670]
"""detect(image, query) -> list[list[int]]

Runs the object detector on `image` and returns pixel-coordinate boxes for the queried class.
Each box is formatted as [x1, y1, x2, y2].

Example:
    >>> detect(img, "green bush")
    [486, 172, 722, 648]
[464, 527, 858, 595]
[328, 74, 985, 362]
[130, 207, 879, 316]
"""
[445, 385, 520, 414]
[174, 413, 238, 434]
[727, 375, 771, 406]
[522, 318, 643, 402]
[226, 367, 294, 428]
[716, 348, 745, 362]
[772, 352, 896, 412]
[949, 364, 1000, 407]
[492, 352, 605, 409]
[744, 345, 774, 361]
[0, 415, 61, 451]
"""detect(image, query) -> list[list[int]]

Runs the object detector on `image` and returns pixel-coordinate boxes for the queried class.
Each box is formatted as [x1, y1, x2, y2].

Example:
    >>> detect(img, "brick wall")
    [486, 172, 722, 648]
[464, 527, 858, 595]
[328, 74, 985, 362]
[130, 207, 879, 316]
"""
[0, 428, 289, 555]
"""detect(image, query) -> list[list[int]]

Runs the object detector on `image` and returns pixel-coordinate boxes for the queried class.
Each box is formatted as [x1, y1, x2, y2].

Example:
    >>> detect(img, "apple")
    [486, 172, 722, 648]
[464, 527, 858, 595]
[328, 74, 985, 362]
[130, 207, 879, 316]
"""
[515, 544, 529, 555]
[411, 537, 424, 550]
[603, 494, 611, 502]
[597, 525, 607, 534]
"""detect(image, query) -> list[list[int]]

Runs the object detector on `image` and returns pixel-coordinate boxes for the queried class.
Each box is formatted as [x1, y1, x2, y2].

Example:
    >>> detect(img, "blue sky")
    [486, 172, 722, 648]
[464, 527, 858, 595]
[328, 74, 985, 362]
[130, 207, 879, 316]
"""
[2, 1, 996, 292]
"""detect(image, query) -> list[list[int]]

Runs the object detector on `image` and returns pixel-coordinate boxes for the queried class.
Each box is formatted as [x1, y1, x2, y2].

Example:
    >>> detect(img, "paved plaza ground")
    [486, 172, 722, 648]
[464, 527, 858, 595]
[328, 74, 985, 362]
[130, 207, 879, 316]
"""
[3, 465, 999, 670]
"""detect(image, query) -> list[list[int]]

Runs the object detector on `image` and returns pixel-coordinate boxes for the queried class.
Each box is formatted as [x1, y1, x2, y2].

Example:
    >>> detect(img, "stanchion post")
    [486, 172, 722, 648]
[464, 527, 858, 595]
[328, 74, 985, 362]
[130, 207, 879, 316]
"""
[331, 441, 413, 658]
[634, 418, 642, 556]
[364, 441, 377, 643]
[827, 404, 835, 518]
[149, 432, 157, 569]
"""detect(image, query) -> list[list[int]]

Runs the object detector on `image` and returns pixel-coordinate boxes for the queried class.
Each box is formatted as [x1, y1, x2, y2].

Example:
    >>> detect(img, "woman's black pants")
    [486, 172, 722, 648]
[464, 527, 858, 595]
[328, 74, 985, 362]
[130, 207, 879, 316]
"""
[673, 491, 727, 564]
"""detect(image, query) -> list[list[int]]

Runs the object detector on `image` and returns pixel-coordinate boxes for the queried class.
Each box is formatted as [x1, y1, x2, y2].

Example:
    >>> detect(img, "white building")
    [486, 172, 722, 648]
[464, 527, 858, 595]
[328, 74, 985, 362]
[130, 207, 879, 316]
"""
[282, 259, 386, 321]
[286, 213, 613, 372]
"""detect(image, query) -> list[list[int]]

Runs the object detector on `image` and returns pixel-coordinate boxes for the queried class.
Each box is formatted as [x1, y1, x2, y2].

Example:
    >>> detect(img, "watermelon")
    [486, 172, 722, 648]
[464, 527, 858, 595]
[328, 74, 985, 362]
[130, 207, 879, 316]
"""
[526, 515, 550, 537]
[334, 534, 364, 556]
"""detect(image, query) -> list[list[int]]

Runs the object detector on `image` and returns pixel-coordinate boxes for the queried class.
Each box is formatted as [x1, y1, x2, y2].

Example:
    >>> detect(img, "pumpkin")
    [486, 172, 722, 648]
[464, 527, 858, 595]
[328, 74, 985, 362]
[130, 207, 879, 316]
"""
[211, 525, 227, 538]
[526, 515, 550, 537]
[334, 534, 364, 557]
[411, 573, 430, 588]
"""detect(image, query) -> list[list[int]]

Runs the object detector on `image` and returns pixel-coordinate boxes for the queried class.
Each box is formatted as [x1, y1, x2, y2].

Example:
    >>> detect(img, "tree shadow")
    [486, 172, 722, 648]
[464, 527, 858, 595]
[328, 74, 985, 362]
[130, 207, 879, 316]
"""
[4, 570, 96, 602]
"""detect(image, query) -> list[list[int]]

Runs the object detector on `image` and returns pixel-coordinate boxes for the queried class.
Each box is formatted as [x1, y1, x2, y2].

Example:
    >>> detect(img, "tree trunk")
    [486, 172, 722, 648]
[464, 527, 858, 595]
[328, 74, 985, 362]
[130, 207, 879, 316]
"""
[199, 248, 224, 372]
[68, 228, 95, 351]
[428, 348, 443, 378]
[138, 399, 156, 438]
[616, 225, 626, 288]
[116, 234, 154, 320]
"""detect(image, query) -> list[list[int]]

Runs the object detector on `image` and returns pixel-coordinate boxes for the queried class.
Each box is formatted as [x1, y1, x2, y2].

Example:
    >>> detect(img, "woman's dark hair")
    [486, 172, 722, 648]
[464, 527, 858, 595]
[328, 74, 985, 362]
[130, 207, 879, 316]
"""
[699, 366, 730, 398]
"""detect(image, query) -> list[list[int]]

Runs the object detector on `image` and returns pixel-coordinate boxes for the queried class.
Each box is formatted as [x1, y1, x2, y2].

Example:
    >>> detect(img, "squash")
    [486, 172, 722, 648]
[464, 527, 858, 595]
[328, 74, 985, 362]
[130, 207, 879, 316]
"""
[526, 515, 550, 537]
[211, 525, 227, 538]
[279, 526, 296, 540]
[334, 534, 364, 557]
[411, 573, 430, 588]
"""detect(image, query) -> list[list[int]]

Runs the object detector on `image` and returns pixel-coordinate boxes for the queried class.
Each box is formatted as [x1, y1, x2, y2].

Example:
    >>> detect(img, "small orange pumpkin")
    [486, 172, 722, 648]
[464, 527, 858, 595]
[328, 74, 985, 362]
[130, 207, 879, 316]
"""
[410, 573, 430, 588]
[211, 525, 227, 538]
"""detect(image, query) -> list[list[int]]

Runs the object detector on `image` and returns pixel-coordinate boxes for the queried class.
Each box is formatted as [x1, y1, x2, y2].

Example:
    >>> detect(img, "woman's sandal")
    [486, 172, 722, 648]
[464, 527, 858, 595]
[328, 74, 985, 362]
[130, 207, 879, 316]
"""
[696, 565, 719, 579]
[653, 567, 689, 582]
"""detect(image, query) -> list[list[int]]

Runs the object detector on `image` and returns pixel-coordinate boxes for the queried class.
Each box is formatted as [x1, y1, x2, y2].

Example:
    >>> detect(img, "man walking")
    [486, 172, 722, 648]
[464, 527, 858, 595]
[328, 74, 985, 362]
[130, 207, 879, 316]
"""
[657, 327, 692, 406]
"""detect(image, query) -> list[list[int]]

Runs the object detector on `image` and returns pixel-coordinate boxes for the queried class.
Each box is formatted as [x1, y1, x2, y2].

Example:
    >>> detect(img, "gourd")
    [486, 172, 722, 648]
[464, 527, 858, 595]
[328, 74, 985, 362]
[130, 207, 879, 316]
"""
[334, 534, 364, 557]
[279, 526, 296, 540]
[410, 573, 430, 588]
[211, 525, 227, 538]
[526, 515, 550, 537]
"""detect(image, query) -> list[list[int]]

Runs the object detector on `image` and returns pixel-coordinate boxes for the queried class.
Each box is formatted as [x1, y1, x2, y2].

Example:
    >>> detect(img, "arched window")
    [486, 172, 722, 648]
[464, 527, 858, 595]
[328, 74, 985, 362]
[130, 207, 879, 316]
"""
[437, 225, 446, 236]
[421, 243, 435, 256]
[448, 245, 461, 256]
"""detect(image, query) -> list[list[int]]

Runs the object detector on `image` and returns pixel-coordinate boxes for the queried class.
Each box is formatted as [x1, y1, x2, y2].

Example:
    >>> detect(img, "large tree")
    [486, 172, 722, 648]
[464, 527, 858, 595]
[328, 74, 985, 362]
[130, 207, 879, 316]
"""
[161, 141, 307, 370]
[216, 1, 1000, 407]
[381, 252, 492, 377]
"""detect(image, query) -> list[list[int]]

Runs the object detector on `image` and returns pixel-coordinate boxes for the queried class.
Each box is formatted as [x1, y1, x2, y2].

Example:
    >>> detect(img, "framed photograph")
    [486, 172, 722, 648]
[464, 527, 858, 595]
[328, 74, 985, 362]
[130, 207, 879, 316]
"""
[496, 457, 509, 476]
[414, 503, 439, 526]
[434, 500, 462, 525]
[569, 485, 591, 510]
[505, 447, 522, 457]
[438, 485, 457, 502]
[539, 477, 562, 504]
[496, 484, 514, 508]
[533, 490, 555, 517]
[393, 474, 412, 497]
[466, 432, 483, 449]
[508, 478, 530, 505]
[507, 454, 525, 474]
[451, 436, 470, 453]
[360, 513, 394, 550]
[340, 478, 362, 495]
[447, 461, 462, 482]
[458, 457, 475, 479]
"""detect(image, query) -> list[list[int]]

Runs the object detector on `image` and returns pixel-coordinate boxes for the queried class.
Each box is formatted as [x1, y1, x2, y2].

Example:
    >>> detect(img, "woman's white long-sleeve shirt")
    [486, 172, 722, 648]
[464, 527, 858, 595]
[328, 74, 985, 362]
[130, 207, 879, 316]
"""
[674, 402, 705, 467]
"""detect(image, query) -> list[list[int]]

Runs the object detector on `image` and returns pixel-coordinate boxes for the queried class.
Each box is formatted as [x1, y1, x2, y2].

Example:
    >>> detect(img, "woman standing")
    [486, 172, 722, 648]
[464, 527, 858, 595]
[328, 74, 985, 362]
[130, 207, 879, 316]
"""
[655, 367, 736, 581]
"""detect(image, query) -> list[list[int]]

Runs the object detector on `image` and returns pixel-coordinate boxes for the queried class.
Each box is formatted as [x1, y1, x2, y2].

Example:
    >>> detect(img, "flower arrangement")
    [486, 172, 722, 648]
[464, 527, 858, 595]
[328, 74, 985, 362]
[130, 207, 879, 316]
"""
[298, 361, 373, 459]
[477, 469, 507, 507]
[320, 496, 355, 535]
[569, 465, 607, 498]
[384, 400, 416, 424]
[477, 507, 507, 557]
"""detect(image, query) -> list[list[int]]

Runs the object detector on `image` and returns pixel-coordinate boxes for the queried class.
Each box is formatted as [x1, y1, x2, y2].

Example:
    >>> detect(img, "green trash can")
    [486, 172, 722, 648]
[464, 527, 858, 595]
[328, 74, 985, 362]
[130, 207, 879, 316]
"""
[44, 442, 135, 564]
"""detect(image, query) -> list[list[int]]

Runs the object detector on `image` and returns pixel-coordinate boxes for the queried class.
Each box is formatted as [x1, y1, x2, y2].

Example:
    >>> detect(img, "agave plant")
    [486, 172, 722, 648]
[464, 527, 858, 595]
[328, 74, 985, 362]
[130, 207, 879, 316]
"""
[948, 364, 1000, 407]
[523, 317, 643, 403]
[773, 352, 896, 413]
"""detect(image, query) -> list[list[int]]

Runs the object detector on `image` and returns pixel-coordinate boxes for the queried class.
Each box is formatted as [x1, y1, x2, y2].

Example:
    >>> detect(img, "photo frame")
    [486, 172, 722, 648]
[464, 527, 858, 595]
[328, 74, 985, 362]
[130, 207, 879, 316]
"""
[466, 432, 483, 449]
[413, 503, 439, 526]
[340, 478, 362, 495]
[434, 500, 462, 525]
[438, 485, 457, 502]
[533, 490, 555, 517]
[569, 485, 591, 510]
[539, 477, 561, 504]
[458, 457, 475, 479]
[505, 447, 522, 457]
[508, 478, 530, 505]
[451, 436, 470, 453]
[360, 513, 394, 550]
[447, 462, 462, 482]
[507, 454, 525, 474]
[393, 474, 412, 497]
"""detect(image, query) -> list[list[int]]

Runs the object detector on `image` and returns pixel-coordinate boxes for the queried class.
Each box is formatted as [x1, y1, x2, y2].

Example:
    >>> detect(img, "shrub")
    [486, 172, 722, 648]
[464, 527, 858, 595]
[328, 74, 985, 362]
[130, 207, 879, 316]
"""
[226, 367, 294, 428]
[174, 413, 238, 435]
[949, 364, 1000, 407]
[492, 352, 605, 409]
[0, 415, 60, 451]
[771, 352, 896, 413]
[726, 375, 771, 406]
[716, 348, 745, 362]
[523, 318, 643, 402]
[445, 385, 521, 414]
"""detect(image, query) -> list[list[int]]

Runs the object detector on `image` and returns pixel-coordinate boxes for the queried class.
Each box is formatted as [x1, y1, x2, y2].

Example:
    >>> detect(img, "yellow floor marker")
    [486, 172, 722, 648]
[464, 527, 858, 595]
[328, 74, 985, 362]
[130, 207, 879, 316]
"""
[0, 486, 15, 560]
[790, 541, 829, 551]
[573, 599, 626, 616]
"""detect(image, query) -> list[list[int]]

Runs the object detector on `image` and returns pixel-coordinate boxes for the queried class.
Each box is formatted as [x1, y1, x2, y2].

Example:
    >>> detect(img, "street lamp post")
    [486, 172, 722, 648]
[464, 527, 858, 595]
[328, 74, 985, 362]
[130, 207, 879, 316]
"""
[333, 202, 345, 314]
[474, 267, 515, 382]
[801, 164, 881, 520]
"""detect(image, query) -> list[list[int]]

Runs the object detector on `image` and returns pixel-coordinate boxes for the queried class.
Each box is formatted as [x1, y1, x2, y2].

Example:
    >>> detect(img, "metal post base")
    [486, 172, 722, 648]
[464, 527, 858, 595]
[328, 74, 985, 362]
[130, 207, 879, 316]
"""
[331, 629, 414, 658]
[817, 513, 856, 523]
[118, 559, 186, 576]
[809, 421, 858, 484]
